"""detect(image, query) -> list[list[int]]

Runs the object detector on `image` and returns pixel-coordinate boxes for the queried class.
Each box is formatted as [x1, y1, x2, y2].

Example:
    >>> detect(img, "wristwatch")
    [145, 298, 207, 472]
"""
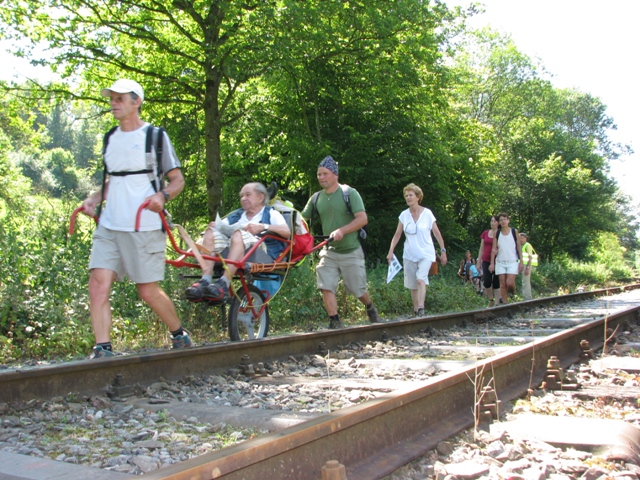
[161, 190, 170, 203]
[440, 248, 446, 253]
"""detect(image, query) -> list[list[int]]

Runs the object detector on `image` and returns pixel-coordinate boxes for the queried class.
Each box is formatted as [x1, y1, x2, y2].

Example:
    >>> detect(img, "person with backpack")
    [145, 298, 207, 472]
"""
[457, 250, 475, 284]
[184, 182, 290, 302]
[386, 183, 447, 317]
[301, 156, 382, 329]
[519, 232, 537, 300]
[489, 212, 524, 305]
[80, 79, 191, 358]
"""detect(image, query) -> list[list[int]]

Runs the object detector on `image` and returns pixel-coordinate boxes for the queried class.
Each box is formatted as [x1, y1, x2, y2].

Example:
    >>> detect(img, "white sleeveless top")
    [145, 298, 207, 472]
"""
[496, 229, 518, 262]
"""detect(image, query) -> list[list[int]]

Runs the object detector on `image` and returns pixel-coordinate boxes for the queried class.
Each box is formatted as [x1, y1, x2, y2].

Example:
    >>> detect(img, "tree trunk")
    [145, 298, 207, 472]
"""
[204, 78, 223, 219]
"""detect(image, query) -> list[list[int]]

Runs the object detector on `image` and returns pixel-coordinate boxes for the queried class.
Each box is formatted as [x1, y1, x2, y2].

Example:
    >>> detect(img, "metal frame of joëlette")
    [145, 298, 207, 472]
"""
[70, 202, 329, 318]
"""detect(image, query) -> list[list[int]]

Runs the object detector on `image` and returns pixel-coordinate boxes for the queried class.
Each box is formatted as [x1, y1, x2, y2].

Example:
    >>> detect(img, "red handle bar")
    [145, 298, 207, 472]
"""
[69, 206, 98, 235]
[135, 200, 167, 232]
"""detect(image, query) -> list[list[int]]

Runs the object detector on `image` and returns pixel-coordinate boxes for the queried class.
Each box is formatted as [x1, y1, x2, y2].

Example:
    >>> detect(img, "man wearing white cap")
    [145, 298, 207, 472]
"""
[81, 79, 191, 358]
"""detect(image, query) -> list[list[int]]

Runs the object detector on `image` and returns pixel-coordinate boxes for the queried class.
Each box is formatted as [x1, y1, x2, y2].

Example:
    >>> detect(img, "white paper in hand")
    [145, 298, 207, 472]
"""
[216, 212, 242, 237]
[387, 255, 402, 284]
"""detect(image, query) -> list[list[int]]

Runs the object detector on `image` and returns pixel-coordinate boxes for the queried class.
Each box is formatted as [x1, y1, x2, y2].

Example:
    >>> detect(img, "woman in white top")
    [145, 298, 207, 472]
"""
[387, 183, 447, 317]
[490, 212, 523, 305]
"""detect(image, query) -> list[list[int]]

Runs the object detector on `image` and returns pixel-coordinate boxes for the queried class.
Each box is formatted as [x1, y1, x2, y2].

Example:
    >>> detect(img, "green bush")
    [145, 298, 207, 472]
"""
[0, 198, 95, 361]
[535, 253, 634, 295]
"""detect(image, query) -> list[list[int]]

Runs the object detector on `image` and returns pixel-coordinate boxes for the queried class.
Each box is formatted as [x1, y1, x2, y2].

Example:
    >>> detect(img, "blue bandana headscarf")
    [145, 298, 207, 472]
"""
[318, 155, 338, 176]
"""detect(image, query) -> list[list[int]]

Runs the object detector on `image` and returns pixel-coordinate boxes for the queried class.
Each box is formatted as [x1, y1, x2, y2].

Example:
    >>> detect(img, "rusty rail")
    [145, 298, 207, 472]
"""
[0, 286, 636, 405]
[137, 303, 639, 480]
[1, 286, 638, 480]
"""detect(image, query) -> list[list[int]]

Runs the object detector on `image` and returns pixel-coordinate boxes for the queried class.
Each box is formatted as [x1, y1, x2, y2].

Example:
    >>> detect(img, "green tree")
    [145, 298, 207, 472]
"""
[222, 1, 464, 257]
[0, 138, 32, 217]
[45, 104, 75, 152]
[450, 29, 635, 260]
[1, 1, 463, 234]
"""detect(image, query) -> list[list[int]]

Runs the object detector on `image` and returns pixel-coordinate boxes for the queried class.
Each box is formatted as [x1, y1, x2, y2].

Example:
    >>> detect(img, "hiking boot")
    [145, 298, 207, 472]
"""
[171, 331, 194, 349]
[90, 345, 114, 359]
[185, 278, 210, 301]
[328, 318, 343, 329]
[202, 279, 229, 303]
[415, 307, 424, 317]
[366, 305, 381, 323]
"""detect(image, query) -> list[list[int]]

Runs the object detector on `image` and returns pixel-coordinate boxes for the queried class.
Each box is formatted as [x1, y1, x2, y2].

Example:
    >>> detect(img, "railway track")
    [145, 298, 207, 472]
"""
[1, 285, 639, 479]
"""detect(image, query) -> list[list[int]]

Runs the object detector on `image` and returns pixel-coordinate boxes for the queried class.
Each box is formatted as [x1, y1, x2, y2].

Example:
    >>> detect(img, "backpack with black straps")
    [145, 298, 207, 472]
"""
[310, 184, 368, 255]
[97, 124, 166, 217]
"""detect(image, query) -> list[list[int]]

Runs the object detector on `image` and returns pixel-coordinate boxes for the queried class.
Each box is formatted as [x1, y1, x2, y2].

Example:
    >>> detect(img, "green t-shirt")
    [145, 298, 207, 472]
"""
[301, 185, 365, 254]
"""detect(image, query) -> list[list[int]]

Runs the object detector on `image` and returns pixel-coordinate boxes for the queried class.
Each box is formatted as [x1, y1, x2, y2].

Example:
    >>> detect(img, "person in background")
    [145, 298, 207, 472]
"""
[490, 212, 523, 305]
[386, 183, 447, 317]
[477, 215, 501, 307]
[301, 156, 382, 329]
[185, 182, 290, 302]
[468, 262, 483, 294]
[457, 250, 475, 284]
[519, 232, 536, 300]
[81, 79, 190, 358]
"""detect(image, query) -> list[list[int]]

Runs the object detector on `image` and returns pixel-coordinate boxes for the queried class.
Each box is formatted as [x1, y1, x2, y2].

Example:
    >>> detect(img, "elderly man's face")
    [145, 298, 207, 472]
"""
[109, 92, 140, 121]
[240, 185, 264, 212]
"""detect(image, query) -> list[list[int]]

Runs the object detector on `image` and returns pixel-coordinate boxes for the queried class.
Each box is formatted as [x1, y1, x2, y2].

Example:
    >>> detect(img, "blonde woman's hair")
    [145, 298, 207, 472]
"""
[403, 183, 423, 203]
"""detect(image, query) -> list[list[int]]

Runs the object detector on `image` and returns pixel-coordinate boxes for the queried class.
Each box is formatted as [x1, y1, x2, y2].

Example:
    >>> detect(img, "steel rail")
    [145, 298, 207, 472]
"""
[0, 286, 636, 405]
[137, 299, 640, 480]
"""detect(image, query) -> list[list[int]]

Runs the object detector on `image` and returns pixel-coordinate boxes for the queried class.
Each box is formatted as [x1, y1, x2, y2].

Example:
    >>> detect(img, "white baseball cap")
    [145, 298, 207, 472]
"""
[101, 79, 144, 102]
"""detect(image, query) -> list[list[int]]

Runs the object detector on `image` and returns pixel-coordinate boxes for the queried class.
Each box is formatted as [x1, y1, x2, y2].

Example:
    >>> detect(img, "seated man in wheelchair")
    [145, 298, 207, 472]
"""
[185, 182, 290, 302]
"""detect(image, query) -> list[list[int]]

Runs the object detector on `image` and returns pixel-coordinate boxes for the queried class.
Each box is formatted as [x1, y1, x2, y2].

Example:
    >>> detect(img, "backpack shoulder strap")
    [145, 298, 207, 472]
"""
[102, 126, 118, 157]
[340, 184, 352, 215]
[149, 125, 165, 168]
[143, 125, 166, 193]
[145, 124, 154, 155]
[156, 127, 165, 177]
[512, 228, 520, 259]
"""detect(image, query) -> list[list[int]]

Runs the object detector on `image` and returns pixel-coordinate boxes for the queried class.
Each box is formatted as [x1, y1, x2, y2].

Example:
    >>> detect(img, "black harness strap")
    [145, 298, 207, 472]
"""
[109, 169, 152, 176]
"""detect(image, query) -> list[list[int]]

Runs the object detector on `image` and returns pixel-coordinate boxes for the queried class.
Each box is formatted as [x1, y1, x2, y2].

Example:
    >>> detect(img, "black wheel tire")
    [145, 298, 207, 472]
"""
[228, 284, 269, 341]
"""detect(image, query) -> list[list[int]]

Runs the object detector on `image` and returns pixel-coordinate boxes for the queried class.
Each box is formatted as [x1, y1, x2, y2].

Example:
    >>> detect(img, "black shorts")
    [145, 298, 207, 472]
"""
[482, 261, 500, 290]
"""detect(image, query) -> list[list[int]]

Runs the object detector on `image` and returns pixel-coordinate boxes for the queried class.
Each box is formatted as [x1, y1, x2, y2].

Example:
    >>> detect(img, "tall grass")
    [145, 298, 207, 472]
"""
[534, 253, 635, 295]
